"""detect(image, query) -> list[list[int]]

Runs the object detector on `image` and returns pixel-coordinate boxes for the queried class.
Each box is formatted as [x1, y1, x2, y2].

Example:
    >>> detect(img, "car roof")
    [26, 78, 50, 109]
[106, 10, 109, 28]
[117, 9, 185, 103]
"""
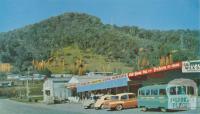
[101, 95, 116, 97]
[116, 93, 135, 96]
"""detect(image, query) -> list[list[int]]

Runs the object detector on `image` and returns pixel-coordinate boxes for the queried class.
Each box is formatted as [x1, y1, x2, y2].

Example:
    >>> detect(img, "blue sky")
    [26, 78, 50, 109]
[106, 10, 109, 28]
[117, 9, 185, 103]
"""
[0, 0, 199, 32]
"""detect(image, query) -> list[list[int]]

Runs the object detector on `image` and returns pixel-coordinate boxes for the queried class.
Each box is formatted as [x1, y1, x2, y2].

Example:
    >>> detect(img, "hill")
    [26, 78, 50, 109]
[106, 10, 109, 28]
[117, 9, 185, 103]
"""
[0, 12, 199, 74]
[46, 46, 132, 74]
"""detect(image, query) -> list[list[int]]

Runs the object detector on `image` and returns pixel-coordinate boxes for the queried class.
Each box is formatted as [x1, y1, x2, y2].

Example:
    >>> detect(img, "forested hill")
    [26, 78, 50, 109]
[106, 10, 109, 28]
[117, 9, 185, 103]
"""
[0, 12, 199, 74]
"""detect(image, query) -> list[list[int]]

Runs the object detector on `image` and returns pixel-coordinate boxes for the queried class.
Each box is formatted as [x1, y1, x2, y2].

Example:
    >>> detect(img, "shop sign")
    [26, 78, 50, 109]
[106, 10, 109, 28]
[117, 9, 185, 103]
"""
[128, 62, 182, 78]
[79, 74, 127, 86]
[182, 60, 200, 73]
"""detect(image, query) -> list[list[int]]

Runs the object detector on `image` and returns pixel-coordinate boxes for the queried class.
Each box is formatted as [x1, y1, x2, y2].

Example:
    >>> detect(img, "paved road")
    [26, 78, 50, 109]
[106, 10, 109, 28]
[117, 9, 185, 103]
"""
[0, 99, 200, 114]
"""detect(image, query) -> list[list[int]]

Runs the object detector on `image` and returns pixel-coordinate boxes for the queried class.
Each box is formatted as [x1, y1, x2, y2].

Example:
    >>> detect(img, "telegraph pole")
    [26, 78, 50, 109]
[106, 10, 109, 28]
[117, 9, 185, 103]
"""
[26, 68, 30, 98]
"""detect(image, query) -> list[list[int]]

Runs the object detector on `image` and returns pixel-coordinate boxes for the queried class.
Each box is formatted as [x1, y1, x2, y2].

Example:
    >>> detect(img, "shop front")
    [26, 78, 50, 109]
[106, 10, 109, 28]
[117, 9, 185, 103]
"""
[77, 74, 129, 98]
[70, 60, 200, 100]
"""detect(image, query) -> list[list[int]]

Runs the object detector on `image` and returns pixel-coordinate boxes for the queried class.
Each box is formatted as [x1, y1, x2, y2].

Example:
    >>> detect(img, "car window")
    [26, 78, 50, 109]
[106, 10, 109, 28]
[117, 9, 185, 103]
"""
[104, 97, 110, 100]
[128, 94, 135, 99]
[121, 95, 128, 100]
[111, 96, 119, 100]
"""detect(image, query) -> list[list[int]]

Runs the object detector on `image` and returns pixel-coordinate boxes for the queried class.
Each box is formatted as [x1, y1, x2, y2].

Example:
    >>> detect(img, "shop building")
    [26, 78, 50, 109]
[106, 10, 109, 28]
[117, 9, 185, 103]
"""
[74, 60, 200, 97]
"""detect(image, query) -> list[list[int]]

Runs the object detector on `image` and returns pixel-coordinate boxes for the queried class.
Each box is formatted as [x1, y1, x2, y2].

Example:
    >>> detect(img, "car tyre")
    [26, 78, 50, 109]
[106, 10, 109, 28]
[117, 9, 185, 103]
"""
[115, 104, 123, 111]
[90, 103, 94, 109]
[161, 108, 167, 112]
[141, 107, 147, 112]
[100, 104, 105, 109]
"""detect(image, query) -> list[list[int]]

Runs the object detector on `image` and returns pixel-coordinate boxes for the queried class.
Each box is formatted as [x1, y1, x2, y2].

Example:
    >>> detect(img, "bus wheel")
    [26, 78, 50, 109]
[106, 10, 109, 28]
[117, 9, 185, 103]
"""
[115, 104, 123, 111]
[161, 108, 167, 112]
[141, 107, 147, 112]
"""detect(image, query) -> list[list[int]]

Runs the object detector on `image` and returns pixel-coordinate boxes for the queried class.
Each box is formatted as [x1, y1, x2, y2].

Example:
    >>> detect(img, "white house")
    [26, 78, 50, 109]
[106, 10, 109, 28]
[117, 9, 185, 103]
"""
[43, 77, 71, 104]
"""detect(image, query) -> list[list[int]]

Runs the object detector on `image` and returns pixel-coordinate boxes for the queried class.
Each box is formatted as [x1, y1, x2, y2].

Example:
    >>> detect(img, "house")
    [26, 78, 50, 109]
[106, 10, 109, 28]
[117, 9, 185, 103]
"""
[0, 81, 14, 87]
[43, 77, 71, 104]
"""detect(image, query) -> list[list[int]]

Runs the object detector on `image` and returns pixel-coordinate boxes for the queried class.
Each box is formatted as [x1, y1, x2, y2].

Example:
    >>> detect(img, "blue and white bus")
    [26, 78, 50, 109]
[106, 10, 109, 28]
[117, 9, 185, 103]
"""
[138, 78, 198, 112]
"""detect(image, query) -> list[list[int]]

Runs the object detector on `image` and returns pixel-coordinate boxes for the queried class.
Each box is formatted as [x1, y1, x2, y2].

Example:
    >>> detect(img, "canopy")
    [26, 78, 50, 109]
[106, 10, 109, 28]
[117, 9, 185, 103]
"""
[77, 77, 128, 92]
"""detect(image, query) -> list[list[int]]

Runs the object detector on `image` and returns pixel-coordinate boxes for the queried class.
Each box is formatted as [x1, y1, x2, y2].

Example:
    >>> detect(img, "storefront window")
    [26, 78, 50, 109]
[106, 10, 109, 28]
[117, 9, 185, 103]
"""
[45, 90, 50, 96]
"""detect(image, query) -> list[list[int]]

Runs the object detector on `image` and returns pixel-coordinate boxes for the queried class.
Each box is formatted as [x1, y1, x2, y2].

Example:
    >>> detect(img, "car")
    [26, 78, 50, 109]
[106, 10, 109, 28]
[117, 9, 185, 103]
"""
[104, 93, 137, 111]
[94, 95, 118, 110]
[82, 95, 102, 109]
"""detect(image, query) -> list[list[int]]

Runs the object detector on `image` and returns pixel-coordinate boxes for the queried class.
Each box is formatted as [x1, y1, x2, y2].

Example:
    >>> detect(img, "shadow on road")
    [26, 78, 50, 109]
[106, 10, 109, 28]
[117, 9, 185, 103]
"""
[0, 96, 8, 99]
[141, 108, 186, 113]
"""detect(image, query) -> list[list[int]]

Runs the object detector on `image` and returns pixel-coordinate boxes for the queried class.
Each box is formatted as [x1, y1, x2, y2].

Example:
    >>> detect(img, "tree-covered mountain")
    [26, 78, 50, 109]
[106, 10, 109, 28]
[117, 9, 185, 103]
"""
[0, 12, 199, 74]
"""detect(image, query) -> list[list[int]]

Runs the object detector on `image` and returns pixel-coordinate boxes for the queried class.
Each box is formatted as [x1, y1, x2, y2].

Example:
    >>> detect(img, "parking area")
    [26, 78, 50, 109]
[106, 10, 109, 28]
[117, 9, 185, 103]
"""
[46, 102, 200, 114]
[1, 99, 200, 114]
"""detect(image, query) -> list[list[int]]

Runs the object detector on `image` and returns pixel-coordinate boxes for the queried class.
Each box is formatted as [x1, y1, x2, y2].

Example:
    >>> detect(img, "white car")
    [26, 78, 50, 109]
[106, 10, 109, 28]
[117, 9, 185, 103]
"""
[94, 95, 117, 109]
[83, 95, 102, 109]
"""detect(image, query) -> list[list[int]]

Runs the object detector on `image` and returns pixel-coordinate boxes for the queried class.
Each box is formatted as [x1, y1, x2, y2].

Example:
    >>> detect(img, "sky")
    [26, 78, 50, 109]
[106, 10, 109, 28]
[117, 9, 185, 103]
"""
[0, 0, 199, 32]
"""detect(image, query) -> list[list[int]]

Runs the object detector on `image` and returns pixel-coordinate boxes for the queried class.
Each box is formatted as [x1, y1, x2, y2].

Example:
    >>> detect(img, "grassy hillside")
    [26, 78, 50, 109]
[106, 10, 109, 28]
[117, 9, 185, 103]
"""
[47, 46, 132, 74]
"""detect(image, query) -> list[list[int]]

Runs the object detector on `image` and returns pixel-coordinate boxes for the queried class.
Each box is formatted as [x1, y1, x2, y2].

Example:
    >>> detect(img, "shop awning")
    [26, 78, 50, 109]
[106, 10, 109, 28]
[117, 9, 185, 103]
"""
[77, 75, 128, 92]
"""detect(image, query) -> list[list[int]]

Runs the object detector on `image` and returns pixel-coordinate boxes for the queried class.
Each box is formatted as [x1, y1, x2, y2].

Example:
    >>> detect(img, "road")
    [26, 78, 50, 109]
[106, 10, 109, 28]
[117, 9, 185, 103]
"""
[0, 99, 200, 114]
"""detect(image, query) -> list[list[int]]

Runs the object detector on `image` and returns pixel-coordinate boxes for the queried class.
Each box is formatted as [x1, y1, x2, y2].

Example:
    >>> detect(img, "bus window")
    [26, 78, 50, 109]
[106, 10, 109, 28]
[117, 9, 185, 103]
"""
[187, 86, 194, 95]
[151, 89, 158, 95]
[146, 89, 150, 96]
[170, 87, 176, 95]
[140, 90, 145, 96]
[159, 89, 166, 95]
[177, 86, 186, 95]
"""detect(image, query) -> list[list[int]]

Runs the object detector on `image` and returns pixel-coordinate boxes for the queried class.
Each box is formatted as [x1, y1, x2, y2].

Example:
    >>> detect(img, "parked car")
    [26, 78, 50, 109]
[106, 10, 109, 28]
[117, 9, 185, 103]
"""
[104, 93, 137, 111]
[83, 95, 102, 109]
[94, 95, 117, 109]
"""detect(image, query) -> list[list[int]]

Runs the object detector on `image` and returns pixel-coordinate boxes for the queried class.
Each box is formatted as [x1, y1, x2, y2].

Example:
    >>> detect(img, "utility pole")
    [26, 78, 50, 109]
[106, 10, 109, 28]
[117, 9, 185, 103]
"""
[26, 68, 30, 98]
[180, 34, 184, 49]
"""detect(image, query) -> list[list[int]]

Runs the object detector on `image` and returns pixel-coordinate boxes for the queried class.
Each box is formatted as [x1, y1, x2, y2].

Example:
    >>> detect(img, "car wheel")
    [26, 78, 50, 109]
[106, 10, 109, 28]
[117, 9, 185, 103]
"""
[141, 107, 147, 112]
[161, 108, 167, 112]
[84, 106, 88, 109]
[115, 104, 123, 111]
[90, 103, 94, 108]
[100, 104, 105, 109]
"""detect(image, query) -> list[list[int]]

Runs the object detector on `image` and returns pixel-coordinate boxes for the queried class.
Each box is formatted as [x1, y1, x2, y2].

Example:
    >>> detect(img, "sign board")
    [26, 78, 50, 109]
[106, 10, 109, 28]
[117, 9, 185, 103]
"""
[182, 60, 200, 73]
[79, 74, 127, 86]
[128, 62, 182, 78]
